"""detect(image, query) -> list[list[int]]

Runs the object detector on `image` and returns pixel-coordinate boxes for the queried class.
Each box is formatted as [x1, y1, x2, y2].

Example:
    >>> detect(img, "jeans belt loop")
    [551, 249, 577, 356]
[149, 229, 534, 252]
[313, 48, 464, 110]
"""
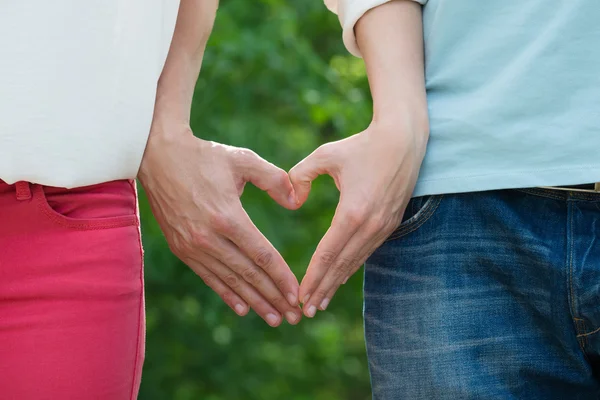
[15, 181, 32, 201]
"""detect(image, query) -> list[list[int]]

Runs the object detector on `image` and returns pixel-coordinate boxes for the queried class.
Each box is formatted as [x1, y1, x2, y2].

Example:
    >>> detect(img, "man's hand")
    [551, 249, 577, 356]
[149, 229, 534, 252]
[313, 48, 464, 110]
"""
[292, 0, 429, 317]
[138, 122, 302, 327]
[289, 120, 428, 317]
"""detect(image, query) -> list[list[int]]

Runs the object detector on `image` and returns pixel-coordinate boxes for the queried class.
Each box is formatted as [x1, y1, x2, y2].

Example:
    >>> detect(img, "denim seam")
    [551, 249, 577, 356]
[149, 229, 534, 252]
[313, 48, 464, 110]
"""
[386, 195, 444, 241]
[515, 188, 600, 201]
[566, 203, 593, 356]
[515, 188, 565, 200]
[569, 202, 577, 318]
[129, 180, 145, 400]
[34, 184, 139, 230]
[577, 325, 600, 338]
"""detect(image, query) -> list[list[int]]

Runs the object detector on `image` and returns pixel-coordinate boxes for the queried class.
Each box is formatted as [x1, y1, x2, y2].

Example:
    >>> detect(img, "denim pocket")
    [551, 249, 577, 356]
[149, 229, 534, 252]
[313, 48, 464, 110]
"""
[35, 180, 139, 230]
[385, 194, 443, 241]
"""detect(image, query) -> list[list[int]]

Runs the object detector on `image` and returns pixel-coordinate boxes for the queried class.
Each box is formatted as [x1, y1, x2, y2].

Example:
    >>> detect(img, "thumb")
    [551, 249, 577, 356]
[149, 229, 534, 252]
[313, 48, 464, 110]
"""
[239, 151, 299, 210]
[289, 145, 336, 207]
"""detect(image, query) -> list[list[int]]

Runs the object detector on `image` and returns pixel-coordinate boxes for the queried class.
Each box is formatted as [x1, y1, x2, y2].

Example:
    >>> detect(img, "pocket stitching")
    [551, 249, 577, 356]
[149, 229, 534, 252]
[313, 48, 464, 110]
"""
[34, 184, 139, 231]
[385, 195, 443, 241]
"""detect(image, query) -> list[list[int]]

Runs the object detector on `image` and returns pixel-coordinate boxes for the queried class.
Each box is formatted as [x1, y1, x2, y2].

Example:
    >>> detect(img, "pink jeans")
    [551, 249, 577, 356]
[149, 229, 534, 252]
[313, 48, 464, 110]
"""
[0, 180, 145, 399]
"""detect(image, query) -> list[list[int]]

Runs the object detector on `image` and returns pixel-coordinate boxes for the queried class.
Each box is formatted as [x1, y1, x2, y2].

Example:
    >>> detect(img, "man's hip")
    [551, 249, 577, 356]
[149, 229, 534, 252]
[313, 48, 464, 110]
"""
[364, 188, 600, 399]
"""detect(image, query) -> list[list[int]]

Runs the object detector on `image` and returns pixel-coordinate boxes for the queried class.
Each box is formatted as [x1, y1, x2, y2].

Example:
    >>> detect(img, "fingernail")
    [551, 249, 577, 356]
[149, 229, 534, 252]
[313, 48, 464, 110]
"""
[303, 294, 310, 304]
[285, 311, 299, 324]
[306, 305, 317, 318]
[342, 277, 349, 284]
[287, 292, 297, 306]
[266, 313, 280, 327]
[319, 298, 330, 311]
[234, 304, 246, 316]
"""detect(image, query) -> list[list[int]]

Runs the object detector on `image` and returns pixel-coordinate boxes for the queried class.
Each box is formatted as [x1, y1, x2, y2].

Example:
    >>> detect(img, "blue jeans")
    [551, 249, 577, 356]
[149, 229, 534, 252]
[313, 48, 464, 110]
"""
[365, 188, 600, 399]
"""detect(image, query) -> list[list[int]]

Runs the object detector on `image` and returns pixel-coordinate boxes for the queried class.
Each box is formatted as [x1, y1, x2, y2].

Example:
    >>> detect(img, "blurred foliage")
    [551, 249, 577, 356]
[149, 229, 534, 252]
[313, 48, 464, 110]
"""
[138, 0, 373, 398]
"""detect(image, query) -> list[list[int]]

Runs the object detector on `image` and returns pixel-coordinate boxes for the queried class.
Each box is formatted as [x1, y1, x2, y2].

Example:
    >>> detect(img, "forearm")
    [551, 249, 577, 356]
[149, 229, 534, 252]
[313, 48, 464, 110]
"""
[154, 0, 219, 125]
[355, 0, 428, 135]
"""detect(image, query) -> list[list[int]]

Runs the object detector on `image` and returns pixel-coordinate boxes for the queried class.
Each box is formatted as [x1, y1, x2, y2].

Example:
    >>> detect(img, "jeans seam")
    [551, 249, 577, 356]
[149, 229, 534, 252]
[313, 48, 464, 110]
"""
[569, 202, 577, 318]
[514, 188, 566, 201]
[129, 180, 145, 400]
[386, 195, 443, 241]
[34, 184, 139, 230]
[577, 325, 600, 338]
[515, 187, 600, 202]
[566, 202, 592, 358]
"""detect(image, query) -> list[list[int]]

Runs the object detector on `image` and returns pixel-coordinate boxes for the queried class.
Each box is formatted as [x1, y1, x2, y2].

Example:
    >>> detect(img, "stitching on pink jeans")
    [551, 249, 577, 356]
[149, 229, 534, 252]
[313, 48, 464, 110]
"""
[15, 181, 32, 200]
[34, 184, 139, 230]
[129, 179, 145, 400]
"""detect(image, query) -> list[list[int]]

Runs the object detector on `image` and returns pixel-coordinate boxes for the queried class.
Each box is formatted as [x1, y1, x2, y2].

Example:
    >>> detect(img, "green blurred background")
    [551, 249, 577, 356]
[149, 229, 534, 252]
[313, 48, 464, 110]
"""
[138, 1, 373, 398]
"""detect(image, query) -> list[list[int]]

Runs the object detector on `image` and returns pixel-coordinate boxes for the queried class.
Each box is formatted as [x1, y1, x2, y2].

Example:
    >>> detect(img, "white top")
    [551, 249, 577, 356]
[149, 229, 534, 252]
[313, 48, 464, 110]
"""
[0, 0, 179, 188]
[0, 0, 379, 188]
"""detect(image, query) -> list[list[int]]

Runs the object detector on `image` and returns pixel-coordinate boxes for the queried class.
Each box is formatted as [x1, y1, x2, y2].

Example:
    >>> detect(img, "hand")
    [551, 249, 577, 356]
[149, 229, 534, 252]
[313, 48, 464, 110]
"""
[289, 120, 428, 317]
[138, 122, 302, 327]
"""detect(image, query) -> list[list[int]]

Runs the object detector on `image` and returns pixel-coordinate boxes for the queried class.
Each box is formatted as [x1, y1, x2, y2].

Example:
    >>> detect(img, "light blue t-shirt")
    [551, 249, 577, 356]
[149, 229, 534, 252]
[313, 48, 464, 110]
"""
[413, 0, 600, 196]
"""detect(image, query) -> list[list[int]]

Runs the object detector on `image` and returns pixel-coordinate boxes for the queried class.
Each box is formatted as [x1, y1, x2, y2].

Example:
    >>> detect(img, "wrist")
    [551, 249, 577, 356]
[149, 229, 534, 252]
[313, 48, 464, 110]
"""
[138, 120, 194, 182]
[152, 89, 192, 127]
[372, 106, 429, 138]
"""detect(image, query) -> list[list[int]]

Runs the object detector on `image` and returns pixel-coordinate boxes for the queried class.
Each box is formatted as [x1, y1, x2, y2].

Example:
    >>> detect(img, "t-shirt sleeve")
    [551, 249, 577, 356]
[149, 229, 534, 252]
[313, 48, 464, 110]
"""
[324, 0, 427, 58]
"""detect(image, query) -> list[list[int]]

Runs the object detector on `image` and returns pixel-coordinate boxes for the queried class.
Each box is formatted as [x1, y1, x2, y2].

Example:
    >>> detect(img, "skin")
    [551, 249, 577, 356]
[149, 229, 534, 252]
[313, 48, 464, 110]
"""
[138, 0, 427, 325]
[138, 0, 303, 327]
[289, 0, 430, 318]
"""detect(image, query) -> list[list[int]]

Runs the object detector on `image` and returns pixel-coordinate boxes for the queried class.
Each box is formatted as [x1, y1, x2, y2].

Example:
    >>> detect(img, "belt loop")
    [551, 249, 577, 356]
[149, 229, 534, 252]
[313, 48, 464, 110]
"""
[15, 181, 32, 201]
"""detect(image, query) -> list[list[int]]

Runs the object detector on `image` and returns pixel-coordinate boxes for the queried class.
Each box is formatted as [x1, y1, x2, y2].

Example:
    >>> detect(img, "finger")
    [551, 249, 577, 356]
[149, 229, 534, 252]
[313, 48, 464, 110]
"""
[304, 217, 393, 316]
[299, 204, 363, 310]
[303, 229, 367, 317]
[237, 150, 299, 210]
[189, 254, 301, 326]
[199, 253, 302, 326]
[322, 264, 362, 307]
[213, 210, 300, 308]
[210, 236, 302, 323]
[289, 145, 337, 206]
[322, 226, 392, 308]
[185, 259, 249, 317]
[323, 258, 367, 308]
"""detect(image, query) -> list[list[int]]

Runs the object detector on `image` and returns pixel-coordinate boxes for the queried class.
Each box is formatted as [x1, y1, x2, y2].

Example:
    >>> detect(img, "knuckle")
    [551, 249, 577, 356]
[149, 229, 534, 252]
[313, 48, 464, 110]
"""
[274, 277, 288, 290]
[319, 251, 337, 266]
[314, 288, 329, 300]
[221, 291, 235, 305]
[269, 294, 284, 306]
[331, 257, 353, 276]
[241, 267, 261, 285]
[344, 207, 368, 227]
[366, 217, 386, 234]
[234, 149, 258, 167]
[209, 211, 235, 234]
[223, 273, 241, 289]
[254, 248, 274, 269]
[189, 229, 212, 250]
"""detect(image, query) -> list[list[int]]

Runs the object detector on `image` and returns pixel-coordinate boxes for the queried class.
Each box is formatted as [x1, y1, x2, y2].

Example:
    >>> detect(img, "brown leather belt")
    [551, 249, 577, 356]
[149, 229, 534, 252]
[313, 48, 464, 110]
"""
[540, 183, 600, 193]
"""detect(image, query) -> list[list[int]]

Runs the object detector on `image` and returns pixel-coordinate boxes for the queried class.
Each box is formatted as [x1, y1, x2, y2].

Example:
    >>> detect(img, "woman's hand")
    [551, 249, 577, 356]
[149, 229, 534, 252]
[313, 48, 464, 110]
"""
[138, 122, 302, 327]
